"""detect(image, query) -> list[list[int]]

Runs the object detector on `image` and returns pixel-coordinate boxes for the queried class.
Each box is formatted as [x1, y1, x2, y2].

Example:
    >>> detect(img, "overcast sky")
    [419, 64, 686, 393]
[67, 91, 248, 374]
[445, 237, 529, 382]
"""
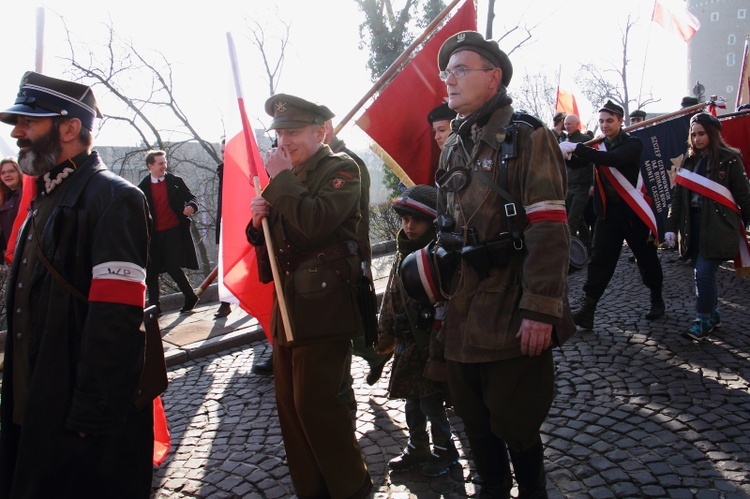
[1, 0, 689, 150]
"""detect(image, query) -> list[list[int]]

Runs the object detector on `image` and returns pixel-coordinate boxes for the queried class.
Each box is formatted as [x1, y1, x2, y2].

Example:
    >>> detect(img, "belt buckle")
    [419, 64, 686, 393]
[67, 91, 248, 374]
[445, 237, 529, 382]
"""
[504, 203, 517, 217]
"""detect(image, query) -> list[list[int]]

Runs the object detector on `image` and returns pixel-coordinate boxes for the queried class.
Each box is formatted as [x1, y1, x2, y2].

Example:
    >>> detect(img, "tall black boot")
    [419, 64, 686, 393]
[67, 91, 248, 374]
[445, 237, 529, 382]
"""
[468, 436, 512, 498]
[572, 295, 597, 329]
[508, 438, 548, 499]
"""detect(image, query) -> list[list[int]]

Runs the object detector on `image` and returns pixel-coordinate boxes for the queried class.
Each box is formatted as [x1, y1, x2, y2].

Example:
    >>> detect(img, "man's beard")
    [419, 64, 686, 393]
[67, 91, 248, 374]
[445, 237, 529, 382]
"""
[18, 125, 61, 177]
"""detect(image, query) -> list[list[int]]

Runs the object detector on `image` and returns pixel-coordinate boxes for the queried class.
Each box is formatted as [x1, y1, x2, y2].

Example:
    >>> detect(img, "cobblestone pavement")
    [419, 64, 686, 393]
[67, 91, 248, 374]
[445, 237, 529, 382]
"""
[152, 248, 750, 498]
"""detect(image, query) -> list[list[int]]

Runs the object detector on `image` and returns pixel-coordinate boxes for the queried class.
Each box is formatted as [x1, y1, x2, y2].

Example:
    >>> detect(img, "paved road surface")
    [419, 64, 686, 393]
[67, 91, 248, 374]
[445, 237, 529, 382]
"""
[150, 247, 750, 498]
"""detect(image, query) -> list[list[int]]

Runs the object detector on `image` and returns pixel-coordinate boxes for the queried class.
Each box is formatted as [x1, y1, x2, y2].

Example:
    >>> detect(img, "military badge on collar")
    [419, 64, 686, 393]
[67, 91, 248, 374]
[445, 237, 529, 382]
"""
[478, 158, 493, 171]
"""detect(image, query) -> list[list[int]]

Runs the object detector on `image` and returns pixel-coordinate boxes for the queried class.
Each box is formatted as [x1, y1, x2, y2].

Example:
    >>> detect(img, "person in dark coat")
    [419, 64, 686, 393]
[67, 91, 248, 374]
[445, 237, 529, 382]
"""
[138, 150, 200, 314]
[562, 114, 594, 249]
[0, 72, 153, 498]
[0, 157, 23, 255]
[664, 113, 750, 341]
[214, 137, 232, 319]
[560, 100, 665, 329]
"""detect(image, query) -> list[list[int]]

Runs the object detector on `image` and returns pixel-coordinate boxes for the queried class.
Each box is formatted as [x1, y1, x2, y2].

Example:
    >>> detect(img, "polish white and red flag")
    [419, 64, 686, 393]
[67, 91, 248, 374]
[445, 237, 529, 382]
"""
[652, 0, 701, 43]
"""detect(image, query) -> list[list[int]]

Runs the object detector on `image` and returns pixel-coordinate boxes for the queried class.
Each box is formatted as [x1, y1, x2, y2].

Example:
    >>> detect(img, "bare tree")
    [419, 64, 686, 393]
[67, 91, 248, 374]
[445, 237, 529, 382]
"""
[245, 16, 290, 96]
[59, 15, 221, 284]
[512, 71, 557, 125]
[576, 16, 660, 123]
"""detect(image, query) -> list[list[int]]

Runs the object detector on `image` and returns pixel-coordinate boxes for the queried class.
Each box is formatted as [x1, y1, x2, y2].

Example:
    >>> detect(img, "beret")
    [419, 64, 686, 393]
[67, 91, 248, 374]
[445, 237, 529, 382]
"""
[265, 93, 334, 130]
[427, 102, 457, 124]
[690, 112, 721, 131]
[438, 31, 513, 87]
[0, 71, 102, 131]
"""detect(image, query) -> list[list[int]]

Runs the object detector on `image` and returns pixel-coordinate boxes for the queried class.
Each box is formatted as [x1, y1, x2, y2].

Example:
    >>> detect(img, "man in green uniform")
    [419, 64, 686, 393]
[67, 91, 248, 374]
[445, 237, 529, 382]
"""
[246, 94, 371, 498]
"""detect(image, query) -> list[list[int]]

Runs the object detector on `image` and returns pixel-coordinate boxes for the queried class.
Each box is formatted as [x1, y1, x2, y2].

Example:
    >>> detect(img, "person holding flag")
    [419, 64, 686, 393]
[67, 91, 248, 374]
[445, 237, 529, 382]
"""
[246, 94, 371, 498]
[561, 100, 666, 330]
[664, 113, 750, 341]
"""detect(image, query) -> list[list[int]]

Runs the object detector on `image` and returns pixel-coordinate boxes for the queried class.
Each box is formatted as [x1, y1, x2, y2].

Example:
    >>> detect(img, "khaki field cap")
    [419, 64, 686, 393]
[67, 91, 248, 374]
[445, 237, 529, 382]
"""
[0, 71, 102, 131]
[437, 30, 513, 87]
[265, 93, 334, 130]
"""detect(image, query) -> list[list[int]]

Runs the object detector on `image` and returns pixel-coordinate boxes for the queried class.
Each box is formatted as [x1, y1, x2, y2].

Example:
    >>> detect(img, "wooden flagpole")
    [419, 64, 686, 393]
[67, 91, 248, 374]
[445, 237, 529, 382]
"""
[334, 0, 463, 135]
[226, 33, 294, 343]
[583, 99, 713, 147]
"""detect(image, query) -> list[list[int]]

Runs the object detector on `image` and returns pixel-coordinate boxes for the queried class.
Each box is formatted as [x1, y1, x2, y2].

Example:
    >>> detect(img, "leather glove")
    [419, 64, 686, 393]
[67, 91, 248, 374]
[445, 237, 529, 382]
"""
[664, 232, 676, 248]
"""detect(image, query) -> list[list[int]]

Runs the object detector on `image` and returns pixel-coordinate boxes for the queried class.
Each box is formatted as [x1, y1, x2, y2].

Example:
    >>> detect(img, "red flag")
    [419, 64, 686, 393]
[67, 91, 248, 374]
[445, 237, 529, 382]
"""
[721, 112, 750, 178]
[652, 0, 700, 42]
[356, 0, 476, 186]
[221, 128, 274, 343]
[152, 395, 171, 466]
[4, 175, 36, 264]
[736, 36, 750, 110]
[555, 87, 580, 118]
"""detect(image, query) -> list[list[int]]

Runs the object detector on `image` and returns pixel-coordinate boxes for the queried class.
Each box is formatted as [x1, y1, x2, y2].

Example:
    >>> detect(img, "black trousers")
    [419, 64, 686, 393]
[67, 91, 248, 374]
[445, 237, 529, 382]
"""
[146, 226, 194, 305]
[584, 204, 663, 301]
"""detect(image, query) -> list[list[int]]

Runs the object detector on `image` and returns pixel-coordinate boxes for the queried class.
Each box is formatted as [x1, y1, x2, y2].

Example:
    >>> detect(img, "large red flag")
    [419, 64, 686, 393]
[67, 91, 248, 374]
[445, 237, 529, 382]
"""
[652, 0, 700, 42]
[720, 112, 750, 178]
[356, 0, 476, 187]
[221, 126, 274, 343]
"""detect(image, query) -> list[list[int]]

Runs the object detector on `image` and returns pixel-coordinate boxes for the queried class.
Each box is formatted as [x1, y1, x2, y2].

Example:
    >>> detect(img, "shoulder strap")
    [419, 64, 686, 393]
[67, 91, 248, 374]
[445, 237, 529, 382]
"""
[32, 217, 87, 303]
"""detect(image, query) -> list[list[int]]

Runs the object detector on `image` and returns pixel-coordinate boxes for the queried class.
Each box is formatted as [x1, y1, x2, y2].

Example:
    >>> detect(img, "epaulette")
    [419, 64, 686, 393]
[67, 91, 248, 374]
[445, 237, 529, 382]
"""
[512, 112, 544, 130]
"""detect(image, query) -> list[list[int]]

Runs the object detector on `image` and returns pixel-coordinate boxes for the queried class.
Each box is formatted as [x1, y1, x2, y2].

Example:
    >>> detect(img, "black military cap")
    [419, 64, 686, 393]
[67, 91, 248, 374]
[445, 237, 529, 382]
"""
[427, 102, 457, 124]
[690, 112, 721, 131]
[629, 109, 647, 119]
[265, 93, 334, 130]
[681, 96, 699, 108]
[438, 31, 513, 87]
[599, 100, 624, 118]
[0, 71, 102, 131]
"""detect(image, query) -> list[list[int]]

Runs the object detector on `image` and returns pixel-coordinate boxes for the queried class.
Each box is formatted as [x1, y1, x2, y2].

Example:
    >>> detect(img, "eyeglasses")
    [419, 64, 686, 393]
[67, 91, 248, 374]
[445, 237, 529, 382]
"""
[439, 67, 493, 82]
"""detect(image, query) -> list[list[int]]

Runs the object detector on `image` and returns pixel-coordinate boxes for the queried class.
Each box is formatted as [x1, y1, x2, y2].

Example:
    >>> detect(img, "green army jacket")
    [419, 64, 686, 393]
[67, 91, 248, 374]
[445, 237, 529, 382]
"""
[438, 104, 570, 363]
[248, 144, 364, 346]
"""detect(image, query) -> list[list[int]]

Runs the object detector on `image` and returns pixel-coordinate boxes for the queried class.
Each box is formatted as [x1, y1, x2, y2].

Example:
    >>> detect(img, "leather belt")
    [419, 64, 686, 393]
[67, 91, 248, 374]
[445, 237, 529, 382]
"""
[277, 240, 358, 273]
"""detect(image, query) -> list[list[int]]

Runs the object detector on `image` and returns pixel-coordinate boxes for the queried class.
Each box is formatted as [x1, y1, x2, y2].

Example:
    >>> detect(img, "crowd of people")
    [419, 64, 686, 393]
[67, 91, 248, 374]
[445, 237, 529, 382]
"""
[1, 28, 749, 499]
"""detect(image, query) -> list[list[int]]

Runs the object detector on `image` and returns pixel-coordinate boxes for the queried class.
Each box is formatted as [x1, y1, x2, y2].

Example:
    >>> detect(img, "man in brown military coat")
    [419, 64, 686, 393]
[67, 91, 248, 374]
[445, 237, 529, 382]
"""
[434, 31, 569, 497]
[246, 94, 371, 498]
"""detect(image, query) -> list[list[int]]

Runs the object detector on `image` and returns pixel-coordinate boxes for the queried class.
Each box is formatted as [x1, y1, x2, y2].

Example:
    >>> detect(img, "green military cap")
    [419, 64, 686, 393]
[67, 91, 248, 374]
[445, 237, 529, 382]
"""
[265, 93, 334, 130]
[629, 109, 647, 120]
[437, 30, 513, 87]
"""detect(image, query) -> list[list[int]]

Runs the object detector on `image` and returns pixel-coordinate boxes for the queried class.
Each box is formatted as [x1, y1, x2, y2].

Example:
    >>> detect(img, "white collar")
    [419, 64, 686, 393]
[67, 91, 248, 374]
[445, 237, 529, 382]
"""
[150, 175, 165, 183]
